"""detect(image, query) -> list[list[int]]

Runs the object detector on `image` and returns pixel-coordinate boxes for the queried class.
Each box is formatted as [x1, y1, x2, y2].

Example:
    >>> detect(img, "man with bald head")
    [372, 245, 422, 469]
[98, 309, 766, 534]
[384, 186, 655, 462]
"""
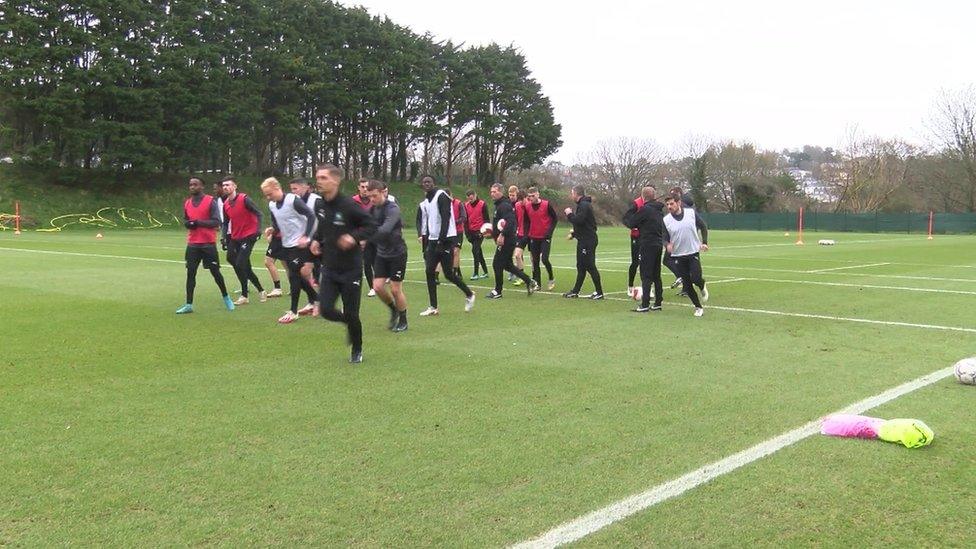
[622, 186, 666, 312]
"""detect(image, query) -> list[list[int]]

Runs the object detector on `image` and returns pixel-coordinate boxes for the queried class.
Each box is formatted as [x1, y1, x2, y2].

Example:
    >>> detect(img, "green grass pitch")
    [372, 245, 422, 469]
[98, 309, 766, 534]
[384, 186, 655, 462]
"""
[1, 228, 974, 546]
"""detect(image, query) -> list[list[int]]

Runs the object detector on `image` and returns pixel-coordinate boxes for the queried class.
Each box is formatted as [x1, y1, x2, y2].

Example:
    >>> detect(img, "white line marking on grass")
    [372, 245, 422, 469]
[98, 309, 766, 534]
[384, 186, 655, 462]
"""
[729, 277, 976, 297]
[709, 254, 976, 270]
[9, 240, 187, 252]
[547, 252, 632, 257]
[511, 366, 954, 548]
[806, 262, 890, 273]
[548, 264, 632, 274]
[707, 264, 976, 283]
[7, 245, 974, 335]
[704, 277, 748, 284]
[604, 278, 744, 295]
[704, 303, 976, 333]
[399, 280, 976, 334]
[0, 246, 184, 264]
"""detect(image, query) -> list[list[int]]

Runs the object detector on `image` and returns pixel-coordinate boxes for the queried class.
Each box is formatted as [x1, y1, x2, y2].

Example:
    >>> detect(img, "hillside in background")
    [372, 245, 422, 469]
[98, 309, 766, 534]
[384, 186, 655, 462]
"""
[0, 166, 435, 231]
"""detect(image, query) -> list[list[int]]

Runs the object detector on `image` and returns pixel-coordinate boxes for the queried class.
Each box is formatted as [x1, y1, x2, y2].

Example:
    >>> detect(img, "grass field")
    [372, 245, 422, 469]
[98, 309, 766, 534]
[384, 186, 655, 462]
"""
[2, 227, 975, 546]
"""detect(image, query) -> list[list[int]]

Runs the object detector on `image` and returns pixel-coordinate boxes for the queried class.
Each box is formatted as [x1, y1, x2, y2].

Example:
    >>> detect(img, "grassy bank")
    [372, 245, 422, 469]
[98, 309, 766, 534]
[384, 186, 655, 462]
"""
[0, 166, 434, 231]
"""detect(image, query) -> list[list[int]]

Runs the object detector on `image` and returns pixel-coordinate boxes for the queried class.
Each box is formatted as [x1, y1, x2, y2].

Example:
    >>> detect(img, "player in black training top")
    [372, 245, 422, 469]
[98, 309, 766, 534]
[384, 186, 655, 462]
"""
[366, 180, 409, 332]
[485, 183, 536, 299]
[309, 164, 377, 364]
[563, 185, 604, 299]
[622, 186, 666, 312]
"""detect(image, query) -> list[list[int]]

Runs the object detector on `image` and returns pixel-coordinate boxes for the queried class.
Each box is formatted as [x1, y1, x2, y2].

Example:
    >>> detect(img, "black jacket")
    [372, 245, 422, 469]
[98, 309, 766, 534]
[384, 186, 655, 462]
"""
[566, 196, 597, 243]
[370, 199, 407, 258]
[492, 197, 517, 239]
[313, 193, 377, 271]
[623, 200, 666, 247]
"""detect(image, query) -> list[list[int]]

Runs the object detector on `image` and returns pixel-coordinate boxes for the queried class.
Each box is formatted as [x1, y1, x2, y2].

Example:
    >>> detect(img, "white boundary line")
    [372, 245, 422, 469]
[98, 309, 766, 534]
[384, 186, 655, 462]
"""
[806, 262, 890, 273]
[509, 261, 976, 283]
[511, 366, 954, 548]
[0, 246, 185, 264]
[603, 277, 745, 296]
[705, 264, 976, 283]
[703, 277, 748, 284]
[707, 254, 976, 269]
[395, 279, 976, 334]
[704, 303, 976, 333]
[5, 245, 976, 334]
[720, 277, 976, 297]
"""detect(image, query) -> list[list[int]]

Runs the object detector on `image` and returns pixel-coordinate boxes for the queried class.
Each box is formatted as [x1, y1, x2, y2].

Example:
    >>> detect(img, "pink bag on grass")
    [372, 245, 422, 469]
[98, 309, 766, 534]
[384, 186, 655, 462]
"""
[820, 414, 884, 439]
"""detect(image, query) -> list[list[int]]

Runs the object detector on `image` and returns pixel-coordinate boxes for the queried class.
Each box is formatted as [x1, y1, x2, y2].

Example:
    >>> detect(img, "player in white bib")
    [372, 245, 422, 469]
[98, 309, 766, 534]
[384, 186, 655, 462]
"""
[662, 193, 709, 317]
[418, 175, 475, 316]
[260, 178, 318, 324]
[289, 177, 324, 292]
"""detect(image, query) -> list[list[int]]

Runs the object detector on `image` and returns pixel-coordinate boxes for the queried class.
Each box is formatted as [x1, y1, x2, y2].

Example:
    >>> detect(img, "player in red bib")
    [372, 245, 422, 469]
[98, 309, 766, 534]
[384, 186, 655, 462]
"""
[221, 176, 267, 305]
[507, 185, 528, 285]
[524, 186, 559, 290]
[463, 189, 490, 279]
[624, 194, 645, 295]
[176, 177, 234, 314]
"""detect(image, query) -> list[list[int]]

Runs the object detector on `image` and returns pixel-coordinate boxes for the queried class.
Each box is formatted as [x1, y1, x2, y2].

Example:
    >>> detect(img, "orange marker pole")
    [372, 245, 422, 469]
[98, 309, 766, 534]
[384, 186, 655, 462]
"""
[795, 207, 804, 245]
[927, 210, 934, 240]
[14, 201, 21, 235]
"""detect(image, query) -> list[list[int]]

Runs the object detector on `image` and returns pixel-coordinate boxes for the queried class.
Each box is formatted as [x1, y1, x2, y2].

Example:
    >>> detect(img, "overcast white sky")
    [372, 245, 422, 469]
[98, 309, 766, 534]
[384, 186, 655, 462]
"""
[346, 0, 975, 163]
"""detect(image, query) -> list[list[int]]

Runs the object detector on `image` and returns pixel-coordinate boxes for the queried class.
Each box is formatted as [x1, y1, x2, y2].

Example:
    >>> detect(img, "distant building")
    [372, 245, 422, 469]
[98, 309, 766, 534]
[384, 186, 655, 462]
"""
[787, 167, 835, 202]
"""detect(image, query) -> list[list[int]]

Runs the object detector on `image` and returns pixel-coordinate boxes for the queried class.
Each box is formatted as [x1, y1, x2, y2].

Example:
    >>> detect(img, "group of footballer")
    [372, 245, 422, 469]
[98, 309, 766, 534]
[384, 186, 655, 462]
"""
[179, 164, 710, 363]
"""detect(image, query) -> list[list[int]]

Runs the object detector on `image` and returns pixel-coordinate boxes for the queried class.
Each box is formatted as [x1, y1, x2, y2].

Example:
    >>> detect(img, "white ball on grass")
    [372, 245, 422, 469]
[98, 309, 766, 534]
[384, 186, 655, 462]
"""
[953, 357, 976, 385]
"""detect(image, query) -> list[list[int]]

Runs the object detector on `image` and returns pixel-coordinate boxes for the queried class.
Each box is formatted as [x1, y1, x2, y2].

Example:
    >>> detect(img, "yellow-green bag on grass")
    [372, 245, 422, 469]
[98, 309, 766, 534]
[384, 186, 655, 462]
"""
[877, 418, 934, 449]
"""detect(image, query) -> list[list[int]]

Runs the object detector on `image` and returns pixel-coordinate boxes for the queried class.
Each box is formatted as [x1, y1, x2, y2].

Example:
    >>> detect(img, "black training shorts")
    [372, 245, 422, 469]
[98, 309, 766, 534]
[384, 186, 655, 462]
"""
[265, 237, 287, 260]
[186, 244, 220, 270]
[285, 246, 314, 267]
[374, 253, 407, 282]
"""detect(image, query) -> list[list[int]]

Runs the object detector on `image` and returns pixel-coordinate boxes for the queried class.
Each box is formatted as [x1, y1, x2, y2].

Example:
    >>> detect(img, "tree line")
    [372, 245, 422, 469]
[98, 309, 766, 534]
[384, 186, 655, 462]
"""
[0, 0, 562, 184]
[551, 87, 976, 220]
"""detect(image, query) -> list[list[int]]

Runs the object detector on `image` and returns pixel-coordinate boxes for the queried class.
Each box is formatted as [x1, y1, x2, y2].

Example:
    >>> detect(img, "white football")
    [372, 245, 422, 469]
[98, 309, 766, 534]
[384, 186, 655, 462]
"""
[953, 357, 976, 385]
[818, 239, 835, 246]
[480, 222, 493, 235]
[631, 287, 643, 301]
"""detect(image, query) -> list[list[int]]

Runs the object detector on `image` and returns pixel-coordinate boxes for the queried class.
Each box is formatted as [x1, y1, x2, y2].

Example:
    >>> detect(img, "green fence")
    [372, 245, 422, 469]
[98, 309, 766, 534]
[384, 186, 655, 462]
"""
[702, 212, 976, 234]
